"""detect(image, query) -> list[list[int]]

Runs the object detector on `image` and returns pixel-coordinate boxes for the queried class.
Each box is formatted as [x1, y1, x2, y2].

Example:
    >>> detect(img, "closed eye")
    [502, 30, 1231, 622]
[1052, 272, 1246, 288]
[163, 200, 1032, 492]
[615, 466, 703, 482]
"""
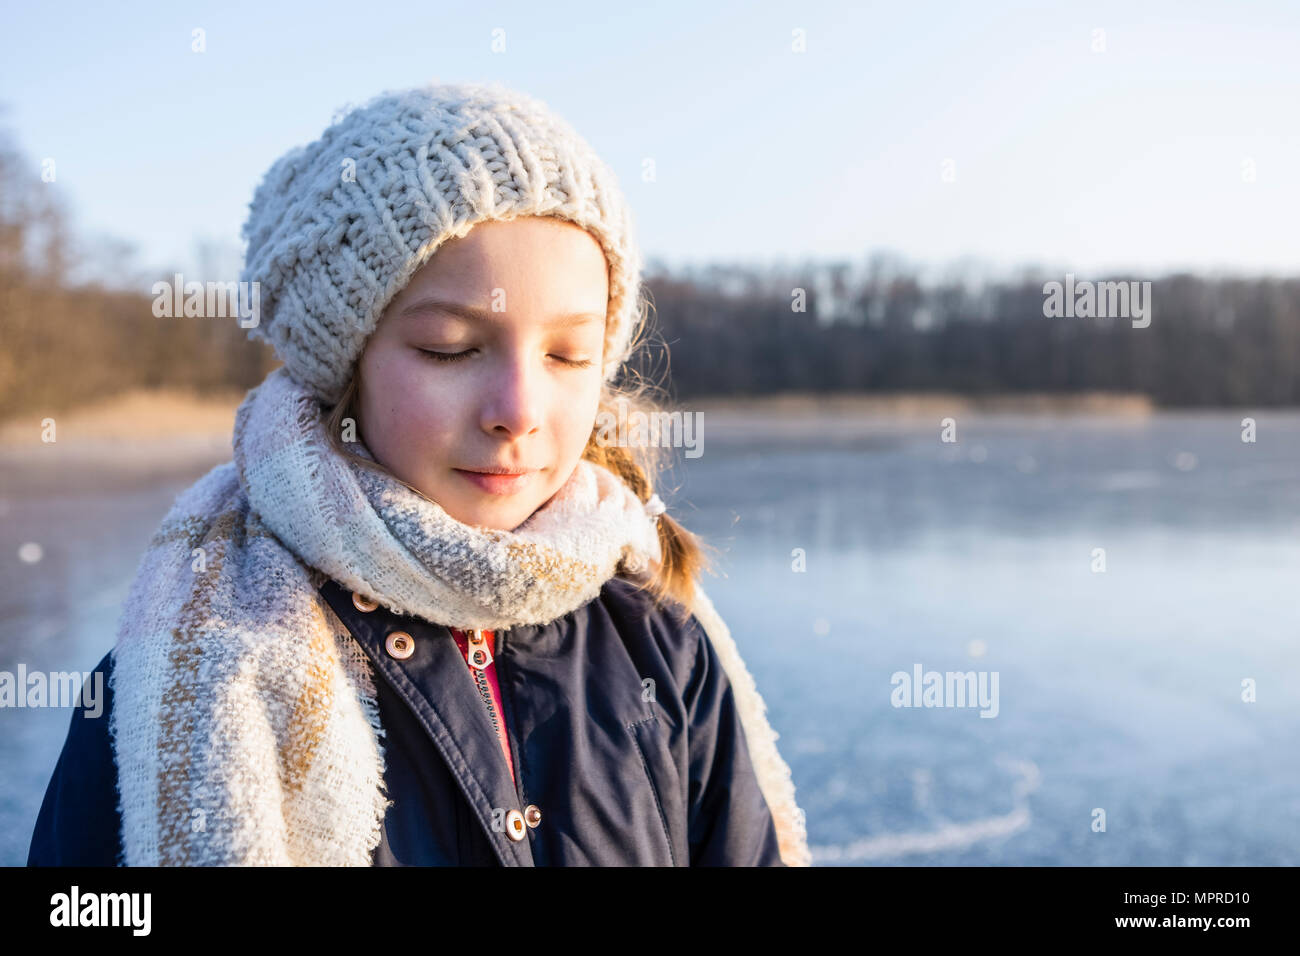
[418, 348, 476, 363]
[417, 348, 593, 369]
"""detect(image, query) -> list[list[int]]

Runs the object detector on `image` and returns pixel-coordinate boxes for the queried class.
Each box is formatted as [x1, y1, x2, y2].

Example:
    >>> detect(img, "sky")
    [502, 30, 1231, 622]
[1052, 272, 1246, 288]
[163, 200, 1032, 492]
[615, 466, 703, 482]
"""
[1, 0, 1297, 284]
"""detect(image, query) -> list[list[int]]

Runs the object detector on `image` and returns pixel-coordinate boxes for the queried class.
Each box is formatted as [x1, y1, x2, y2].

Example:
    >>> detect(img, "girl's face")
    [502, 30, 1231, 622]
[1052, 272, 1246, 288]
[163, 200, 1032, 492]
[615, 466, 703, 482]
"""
[354, 216, 608, 531]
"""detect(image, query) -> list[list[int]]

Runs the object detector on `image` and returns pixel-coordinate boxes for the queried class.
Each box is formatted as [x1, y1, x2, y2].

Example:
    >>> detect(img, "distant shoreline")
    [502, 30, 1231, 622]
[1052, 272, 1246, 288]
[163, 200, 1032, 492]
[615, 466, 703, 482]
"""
[688, 391, 1156, 417]
[0, 387, 244, 446]
[2, 387, 1283, 450]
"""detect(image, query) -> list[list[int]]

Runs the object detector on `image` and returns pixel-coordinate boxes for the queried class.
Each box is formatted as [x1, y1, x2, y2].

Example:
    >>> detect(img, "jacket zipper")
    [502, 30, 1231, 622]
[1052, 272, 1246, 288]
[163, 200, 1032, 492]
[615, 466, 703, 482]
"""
[454, 627, 520, 801]
[462, 628, 502, 737]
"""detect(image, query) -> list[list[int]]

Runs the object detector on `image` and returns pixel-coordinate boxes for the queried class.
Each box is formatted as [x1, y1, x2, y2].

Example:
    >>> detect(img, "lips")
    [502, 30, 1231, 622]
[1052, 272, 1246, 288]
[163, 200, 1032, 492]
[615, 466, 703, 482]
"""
[454, 468, 538, 496]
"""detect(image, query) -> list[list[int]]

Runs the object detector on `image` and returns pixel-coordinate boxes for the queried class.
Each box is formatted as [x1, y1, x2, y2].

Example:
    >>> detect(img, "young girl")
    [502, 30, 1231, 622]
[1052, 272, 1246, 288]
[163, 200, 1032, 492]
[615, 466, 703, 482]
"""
[28, 82, 810, 867]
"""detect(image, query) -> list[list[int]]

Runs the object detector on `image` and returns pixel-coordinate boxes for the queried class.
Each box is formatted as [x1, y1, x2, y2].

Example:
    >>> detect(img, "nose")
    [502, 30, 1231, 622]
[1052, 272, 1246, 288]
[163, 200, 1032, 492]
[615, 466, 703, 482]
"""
[481, 351, 543, 439]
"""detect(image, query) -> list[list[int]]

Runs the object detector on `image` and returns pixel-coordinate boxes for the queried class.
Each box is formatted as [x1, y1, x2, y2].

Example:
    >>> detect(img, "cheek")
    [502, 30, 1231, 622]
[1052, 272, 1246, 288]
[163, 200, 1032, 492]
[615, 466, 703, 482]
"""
[551, 374, 602, 451]
[360, 348, 462, 449]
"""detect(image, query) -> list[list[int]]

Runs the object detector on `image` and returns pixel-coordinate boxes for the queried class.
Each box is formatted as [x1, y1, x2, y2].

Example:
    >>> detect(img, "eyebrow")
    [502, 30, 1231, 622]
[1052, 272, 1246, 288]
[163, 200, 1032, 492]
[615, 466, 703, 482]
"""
[398, 297, 603, 328]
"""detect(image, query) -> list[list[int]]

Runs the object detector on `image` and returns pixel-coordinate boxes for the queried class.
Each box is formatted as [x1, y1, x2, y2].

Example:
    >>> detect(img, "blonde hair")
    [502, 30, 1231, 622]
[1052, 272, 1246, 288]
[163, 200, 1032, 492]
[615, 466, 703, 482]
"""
[324, 290, 715, 619]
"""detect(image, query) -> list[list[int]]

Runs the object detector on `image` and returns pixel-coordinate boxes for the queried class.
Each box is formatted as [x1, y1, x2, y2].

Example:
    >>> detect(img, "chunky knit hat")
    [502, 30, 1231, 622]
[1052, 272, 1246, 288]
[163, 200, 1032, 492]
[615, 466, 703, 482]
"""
[239, 82, 644, 405]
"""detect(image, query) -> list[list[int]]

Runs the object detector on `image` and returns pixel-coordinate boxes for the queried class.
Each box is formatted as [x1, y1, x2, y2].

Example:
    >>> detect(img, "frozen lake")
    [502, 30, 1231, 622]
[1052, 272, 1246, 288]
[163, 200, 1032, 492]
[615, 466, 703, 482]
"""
[3, 409, 1298, 865]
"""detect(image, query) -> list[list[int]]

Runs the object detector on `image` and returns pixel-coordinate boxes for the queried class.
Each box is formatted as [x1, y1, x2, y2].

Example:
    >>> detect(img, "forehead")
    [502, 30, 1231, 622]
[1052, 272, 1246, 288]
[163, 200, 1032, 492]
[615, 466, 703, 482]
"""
[423, 217, 606, 268]
[391, 217, 610, 315]
[396, 296, 604, 330]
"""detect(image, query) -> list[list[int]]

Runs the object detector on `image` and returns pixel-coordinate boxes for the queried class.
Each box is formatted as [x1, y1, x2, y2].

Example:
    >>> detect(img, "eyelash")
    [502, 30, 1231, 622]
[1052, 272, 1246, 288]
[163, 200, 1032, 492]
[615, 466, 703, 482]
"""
[417, 348, 594, 369]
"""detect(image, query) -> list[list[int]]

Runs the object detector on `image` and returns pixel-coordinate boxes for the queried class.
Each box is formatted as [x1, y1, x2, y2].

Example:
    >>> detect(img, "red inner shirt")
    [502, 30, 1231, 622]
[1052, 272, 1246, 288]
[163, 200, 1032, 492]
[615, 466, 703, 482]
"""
[449, 628, 515, 786]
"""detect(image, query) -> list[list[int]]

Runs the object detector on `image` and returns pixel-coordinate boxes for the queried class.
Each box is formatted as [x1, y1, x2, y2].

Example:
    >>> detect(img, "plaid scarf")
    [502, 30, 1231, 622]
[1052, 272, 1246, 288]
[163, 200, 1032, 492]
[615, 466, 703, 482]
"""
[109, 368, 809, 865]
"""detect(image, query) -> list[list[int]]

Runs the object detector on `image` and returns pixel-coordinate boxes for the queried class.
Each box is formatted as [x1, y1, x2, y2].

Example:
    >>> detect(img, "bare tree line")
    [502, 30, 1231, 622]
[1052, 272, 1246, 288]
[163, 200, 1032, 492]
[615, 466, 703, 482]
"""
[0, 125, 275, 417]
[3, 125, 1297, 418]
[637, 265, 1300, 406]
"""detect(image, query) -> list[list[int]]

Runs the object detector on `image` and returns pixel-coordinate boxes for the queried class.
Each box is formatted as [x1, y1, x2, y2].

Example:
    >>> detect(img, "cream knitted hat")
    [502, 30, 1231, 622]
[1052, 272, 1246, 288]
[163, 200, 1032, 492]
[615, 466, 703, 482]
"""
[239, 82, 644, 405]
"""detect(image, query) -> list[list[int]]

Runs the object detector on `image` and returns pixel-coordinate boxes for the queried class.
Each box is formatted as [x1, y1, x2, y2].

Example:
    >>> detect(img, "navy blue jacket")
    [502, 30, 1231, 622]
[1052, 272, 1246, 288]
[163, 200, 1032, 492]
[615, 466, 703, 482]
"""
[28, 575, 785, 866]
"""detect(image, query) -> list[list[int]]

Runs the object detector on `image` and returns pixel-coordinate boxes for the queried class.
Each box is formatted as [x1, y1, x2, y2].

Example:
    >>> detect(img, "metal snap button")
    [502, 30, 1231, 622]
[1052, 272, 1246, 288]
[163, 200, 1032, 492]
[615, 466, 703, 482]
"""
[505, 809, 527, 842]
[352, 592, 379, 613]
[385, 630, 415, 660]
[524, 804, 541, 828]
